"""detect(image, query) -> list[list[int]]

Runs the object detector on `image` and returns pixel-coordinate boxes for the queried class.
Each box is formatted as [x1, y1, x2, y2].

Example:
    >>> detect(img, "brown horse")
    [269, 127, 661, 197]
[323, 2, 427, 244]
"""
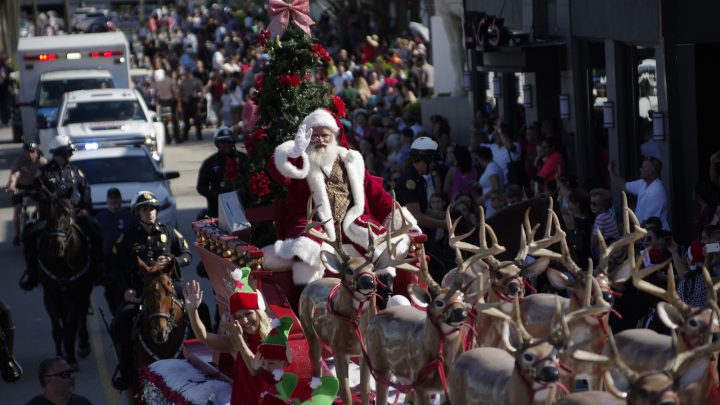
[127, 258, 187, 404]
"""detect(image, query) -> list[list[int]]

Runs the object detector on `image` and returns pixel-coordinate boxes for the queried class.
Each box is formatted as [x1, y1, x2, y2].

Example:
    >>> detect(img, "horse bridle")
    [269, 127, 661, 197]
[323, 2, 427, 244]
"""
[143, 283, 184, 336]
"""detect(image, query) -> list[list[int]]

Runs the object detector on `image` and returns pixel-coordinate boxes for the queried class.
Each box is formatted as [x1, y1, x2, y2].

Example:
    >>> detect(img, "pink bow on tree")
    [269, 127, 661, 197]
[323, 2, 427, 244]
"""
[267, 0, 315, 37]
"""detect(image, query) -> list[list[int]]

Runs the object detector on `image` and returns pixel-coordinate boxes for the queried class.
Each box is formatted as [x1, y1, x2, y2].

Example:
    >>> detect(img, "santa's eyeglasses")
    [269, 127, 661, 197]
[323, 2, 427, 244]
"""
[311, 133, 333, 141]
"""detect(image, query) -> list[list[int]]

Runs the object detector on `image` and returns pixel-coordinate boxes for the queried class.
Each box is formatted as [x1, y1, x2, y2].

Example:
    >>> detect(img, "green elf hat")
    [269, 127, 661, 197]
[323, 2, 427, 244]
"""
[274, 374, 339, 405]
[258, 316, 294, 362]
[303, 376, 340, 405]
[229, 267, 265, 313]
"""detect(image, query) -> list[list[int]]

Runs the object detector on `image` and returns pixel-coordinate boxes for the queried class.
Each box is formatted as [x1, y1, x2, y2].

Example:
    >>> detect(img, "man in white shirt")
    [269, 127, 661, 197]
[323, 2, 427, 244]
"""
[609, 157, 669, 230]
[480, 123, 521, 184]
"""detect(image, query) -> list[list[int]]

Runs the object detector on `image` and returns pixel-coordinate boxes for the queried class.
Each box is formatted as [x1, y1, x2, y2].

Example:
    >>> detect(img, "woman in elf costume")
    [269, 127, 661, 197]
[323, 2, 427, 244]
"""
[185, 268, 272, 405]
[256, 316, 339, 405]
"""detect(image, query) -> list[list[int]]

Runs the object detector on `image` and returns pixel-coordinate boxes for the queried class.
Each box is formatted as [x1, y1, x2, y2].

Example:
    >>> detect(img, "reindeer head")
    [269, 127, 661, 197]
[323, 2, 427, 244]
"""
[407, 245, 468, 331]
[574, 326, 720, 405]
[307, 198, 415, 304]
[633, 260, 720, 350]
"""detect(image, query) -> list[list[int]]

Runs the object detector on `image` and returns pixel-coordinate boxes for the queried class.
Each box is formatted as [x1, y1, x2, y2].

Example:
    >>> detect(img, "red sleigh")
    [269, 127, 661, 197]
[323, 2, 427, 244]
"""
[180, 206, 428, 392]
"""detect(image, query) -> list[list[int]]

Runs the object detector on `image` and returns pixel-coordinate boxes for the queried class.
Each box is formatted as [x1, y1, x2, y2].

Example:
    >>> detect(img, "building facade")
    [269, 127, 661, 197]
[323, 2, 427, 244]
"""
[464, 0, 720, 242]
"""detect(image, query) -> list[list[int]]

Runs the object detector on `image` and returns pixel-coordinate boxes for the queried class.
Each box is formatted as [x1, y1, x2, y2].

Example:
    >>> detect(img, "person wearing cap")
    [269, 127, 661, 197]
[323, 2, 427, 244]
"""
[184, 268, 272, 405]
[197, 127, 248, 217]
[108, 190, 196, 390]
[7, 141, 47, 246]
[95, 188, 135, 314]
[265, 108, 418, 287]
[19, 136, 99, 291]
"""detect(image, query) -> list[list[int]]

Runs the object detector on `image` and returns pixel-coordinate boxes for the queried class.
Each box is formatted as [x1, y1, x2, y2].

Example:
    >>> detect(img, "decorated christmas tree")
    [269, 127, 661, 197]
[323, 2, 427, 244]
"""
[228, 1, 345, 246]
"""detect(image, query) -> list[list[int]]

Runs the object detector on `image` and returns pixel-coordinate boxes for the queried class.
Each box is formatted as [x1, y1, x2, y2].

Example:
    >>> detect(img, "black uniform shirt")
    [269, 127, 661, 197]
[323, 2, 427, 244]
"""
[196, 150, 248, 217]
[395, 165, 428, 213]
[112, 221, 191, 294]
[39, 160, 92, 211]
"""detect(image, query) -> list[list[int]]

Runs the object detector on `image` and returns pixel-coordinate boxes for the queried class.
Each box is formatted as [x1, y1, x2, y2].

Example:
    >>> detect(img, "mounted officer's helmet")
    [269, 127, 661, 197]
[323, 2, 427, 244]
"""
[48, 135, 75, 156]
[132, 191, 160, 212]
[23, 141, 39, 152]
[213, 127, 235, 147]
[409, 136, 439, 165]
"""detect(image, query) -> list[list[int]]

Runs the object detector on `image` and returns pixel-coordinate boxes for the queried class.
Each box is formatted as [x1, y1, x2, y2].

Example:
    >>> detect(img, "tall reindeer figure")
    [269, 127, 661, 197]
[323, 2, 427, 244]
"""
[449, 290, 610, 405]
[458, 205, 550, 349]
[365, 209, 472, 405]
[519, 195, 647, 391]
[562, 319, 720, 405]
[298, 204, 414, 405]
[600, 259, 720, 404]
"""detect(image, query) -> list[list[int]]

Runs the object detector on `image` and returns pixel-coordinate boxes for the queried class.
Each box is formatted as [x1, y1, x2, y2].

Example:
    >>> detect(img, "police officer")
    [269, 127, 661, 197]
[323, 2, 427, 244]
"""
[109, 190, 191, 390]
[196, 127, 248, 218]
[20, 136, 100, 291]
[394, 136, 450, 280]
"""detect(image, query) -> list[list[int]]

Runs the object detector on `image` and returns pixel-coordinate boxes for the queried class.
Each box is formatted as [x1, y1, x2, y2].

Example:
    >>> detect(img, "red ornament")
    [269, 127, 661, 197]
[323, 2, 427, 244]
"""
[249, 172, 271, 197]
[255, 74, 265, 91]
[258, 29, 271, 47]
[311, 43, 332, 62]
[332, 96, 347, 118]
[279, 73, 301, 88]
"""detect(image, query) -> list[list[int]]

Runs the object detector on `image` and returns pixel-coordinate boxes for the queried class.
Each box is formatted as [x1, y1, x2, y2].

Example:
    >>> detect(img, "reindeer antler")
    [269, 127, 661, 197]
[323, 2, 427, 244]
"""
[597, 192, 647, 275]
[523, 203, 582, 275]
[631, 259, 690, 314]
[448, 204, 506, 268]
[373, 196, 419, 272]
[304, 197, 351, 265]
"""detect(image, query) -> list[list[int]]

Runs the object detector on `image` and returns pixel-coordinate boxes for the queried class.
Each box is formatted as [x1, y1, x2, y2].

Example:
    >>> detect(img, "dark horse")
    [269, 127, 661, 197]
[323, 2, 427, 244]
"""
[127, 259, 187, 404]
[36, 195, 93, 369]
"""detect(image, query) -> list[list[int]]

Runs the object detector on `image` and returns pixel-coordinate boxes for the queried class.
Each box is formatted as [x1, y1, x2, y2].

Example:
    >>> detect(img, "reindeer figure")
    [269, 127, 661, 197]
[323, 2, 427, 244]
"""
[298, 204, 414, 405]
[449, 290, 610, 405]
[519, 195, 647, 391]
[562, 318, 720, 405]
[454, 205, 550, 349]
[599, 259, 720, 404]
[364, 225, 470, 405]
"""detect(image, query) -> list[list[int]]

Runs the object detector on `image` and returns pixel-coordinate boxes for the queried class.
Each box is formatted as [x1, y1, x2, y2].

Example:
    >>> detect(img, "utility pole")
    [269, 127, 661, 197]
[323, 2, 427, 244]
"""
[32, 0, 39, 36]
[64, 0, 71, 32]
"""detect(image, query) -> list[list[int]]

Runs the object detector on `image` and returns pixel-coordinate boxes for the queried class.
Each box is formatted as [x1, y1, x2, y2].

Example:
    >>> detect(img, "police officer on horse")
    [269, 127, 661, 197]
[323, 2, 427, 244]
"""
[19, 135, 101, 291]
[109, 190, 194, 390]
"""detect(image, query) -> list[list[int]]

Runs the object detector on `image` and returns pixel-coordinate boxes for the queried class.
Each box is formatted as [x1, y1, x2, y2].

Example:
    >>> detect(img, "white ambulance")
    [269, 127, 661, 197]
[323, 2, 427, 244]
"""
[16, 32, 131, 144]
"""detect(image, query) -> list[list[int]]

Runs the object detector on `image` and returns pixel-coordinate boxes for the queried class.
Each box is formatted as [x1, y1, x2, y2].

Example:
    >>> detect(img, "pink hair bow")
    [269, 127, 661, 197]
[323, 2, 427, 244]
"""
[267, 0, 315, 37]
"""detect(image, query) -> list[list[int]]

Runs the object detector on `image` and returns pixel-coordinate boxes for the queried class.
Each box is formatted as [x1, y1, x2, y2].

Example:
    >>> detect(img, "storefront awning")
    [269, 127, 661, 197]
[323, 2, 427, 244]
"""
[476, 41, 567, 73]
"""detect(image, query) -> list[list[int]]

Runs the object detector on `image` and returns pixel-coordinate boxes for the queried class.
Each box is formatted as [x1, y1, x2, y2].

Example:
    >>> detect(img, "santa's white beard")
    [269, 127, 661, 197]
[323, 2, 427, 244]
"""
[307, 140, 339, 171]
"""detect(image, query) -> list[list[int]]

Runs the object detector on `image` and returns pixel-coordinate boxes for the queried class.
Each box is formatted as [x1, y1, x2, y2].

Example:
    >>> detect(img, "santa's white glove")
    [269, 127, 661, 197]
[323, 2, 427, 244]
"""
[410, 224, 422, 233]
[289, 124, 312, 158]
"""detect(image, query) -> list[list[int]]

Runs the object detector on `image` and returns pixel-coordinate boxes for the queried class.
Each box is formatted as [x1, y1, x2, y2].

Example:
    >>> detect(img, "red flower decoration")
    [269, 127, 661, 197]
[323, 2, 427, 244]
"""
[255, 74, 265, 91]
[258, 30, 271, 47]
[249, 171, 271, 198]
[245, 128, 268, 156]
[279, 73, 301, 88]
[332, 96, 347, 118]
[223, 157, 238, 180]
[311, 43, 332, 62]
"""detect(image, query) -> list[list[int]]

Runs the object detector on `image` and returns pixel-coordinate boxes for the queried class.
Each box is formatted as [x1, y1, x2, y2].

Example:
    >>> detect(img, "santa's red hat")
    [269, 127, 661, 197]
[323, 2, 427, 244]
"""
[301, 108, 348, 148]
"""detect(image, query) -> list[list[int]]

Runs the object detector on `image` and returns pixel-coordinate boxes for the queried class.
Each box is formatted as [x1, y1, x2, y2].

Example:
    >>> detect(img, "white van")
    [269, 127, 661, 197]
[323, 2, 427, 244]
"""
[16, 32, 131, 143]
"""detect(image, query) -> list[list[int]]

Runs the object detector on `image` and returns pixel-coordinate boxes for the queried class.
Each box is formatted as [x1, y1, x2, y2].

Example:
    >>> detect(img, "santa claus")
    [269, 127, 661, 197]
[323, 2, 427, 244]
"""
[264, 108, 417, 285]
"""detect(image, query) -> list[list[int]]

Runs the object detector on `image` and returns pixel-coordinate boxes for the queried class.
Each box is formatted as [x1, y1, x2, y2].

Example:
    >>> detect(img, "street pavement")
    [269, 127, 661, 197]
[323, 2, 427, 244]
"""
[0, 125, 219, 404]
